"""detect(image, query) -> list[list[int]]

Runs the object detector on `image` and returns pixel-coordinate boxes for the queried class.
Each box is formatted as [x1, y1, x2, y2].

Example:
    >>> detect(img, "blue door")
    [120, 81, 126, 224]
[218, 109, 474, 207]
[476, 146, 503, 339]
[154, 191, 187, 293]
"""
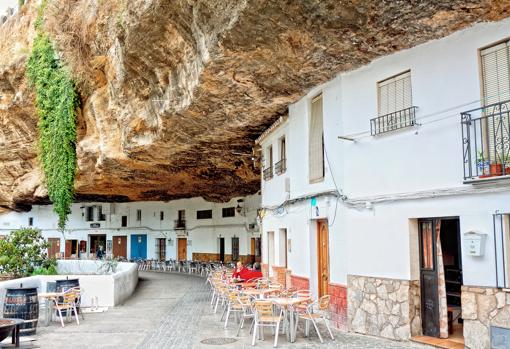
[130, 234, 147, 259]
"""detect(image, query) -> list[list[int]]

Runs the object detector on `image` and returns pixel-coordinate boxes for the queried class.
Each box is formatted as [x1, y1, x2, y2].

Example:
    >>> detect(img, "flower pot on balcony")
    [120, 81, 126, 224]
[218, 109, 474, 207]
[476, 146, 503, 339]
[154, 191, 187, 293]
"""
[479, 163, 502, 178]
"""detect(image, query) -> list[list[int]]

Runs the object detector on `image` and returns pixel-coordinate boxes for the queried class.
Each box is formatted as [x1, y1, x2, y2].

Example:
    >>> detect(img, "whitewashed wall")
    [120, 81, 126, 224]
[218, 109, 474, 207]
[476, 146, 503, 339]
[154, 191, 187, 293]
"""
[0, 195, 261, 261]
[260, 18, 510, 292]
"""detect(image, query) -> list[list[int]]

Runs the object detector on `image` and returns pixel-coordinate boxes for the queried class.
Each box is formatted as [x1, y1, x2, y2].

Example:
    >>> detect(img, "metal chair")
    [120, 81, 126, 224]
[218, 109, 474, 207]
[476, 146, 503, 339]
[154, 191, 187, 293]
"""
[294, 295, 334, 343]
[252, 300, 283, 347]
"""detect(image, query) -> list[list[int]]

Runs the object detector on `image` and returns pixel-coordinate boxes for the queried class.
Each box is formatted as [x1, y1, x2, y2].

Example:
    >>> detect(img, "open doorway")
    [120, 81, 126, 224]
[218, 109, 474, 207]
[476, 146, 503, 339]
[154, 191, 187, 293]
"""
[89, 234, 106, 258]
[417, 217, 463, 346]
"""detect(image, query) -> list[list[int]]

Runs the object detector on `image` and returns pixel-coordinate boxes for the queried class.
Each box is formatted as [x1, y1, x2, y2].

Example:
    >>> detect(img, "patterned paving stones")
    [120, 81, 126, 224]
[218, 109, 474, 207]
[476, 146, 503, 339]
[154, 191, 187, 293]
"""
[34, 272, 433, 349]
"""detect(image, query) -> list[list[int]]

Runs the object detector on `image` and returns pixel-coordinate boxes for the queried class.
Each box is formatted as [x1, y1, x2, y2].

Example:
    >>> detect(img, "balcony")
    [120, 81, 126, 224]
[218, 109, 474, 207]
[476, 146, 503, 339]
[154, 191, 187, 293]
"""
[274, 159, 286, 175]
[461, 100, 510, 181]
[174, 219, 186, 229]
[263, 166, 273, 181]
[370, 106, 417, 136]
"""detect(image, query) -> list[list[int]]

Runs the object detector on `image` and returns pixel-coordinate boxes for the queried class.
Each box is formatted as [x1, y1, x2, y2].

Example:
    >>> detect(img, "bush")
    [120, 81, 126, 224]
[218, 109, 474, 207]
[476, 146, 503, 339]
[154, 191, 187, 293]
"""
[0, 228, 50, 277]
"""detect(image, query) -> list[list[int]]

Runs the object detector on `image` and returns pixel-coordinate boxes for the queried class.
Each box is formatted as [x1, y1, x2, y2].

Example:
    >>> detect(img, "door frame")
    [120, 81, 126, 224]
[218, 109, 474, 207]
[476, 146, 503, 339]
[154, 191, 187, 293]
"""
[317, 220, 330, 297]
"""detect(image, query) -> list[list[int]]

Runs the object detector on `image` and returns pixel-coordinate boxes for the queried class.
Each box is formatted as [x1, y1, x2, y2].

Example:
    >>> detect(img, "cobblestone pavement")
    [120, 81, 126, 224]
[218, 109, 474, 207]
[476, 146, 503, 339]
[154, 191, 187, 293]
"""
[34, 272, 433, 349]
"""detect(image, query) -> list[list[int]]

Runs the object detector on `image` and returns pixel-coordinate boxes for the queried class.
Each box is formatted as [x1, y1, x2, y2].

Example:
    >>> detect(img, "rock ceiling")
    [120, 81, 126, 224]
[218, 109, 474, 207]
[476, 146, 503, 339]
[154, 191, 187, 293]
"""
[0, 0, 508, 210]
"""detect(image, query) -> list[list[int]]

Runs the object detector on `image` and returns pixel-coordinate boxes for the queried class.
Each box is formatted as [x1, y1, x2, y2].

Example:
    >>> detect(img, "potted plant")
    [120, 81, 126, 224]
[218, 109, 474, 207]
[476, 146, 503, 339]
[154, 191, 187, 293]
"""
[476, 151, 490, 177]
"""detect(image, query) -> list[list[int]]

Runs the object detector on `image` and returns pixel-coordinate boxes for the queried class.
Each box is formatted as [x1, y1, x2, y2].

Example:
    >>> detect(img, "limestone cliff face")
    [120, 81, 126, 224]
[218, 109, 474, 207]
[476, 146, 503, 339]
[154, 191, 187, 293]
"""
[0, 0, 509, 209]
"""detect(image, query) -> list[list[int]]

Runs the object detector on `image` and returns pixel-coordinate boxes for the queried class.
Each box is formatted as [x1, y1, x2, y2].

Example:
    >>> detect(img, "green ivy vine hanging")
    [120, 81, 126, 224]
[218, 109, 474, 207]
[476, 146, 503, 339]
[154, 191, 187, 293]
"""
[26, 1, 79, 230]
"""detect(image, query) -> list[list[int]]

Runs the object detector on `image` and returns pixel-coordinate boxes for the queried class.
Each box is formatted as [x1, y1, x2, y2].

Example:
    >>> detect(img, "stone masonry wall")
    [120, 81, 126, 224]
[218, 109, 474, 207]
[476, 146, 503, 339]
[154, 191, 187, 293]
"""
[348, 275, 421, 341]
[462, 286, 510, 349]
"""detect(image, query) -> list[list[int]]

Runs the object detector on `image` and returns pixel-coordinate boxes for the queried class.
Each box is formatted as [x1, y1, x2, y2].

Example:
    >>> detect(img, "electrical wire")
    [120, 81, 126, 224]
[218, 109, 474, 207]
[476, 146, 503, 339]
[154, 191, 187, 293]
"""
[338, 91, 510, 141]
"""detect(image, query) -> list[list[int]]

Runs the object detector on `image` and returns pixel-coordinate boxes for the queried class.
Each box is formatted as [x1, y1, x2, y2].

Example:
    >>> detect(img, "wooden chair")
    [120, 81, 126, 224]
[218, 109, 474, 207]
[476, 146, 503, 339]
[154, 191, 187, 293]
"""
[252, 300, 283, 347]
[52, 289, 80, 327]
[294, 295, 334, 343]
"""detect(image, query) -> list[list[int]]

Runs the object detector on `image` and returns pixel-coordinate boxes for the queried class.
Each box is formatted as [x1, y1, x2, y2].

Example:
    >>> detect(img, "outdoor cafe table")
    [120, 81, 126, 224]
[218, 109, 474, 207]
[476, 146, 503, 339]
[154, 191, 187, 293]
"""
[240, 288, 274, 299]
[271, 297, 310, 343]
[38, 292, 64, 326]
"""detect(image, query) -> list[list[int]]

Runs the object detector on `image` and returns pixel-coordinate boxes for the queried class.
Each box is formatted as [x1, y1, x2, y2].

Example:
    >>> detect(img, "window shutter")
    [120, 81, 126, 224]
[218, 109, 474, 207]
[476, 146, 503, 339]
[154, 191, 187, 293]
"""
[378, 71, 412, 116]
[480, 42, 510, 162]
[309, 95, 324, 182]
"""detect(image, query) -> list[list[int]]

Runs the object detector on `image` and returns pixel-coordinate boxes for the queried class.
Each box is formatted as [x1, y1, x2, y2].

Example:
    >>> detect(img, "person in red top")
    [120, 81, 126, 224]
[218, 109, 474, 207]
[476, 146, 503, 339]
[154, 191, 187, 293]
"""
[232, 261, 248, 279]
[238, 262, 263, 281]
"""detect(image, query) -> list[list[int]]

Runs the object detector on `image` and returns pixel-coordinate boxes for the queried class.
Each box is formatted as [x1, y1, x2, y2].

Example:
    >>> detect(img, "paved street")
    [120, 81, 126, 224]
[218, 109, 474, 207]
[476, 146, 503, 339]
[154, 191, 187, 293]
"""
[34, 272, 432, 349]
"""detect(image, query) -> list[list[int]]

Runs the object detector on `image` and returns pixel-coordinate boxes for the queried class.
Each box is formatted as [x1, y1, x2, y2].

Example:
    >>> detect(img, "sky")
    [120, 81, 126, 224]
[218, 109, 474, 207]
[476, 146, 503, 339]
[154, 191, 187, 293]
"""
[0, 0, 19, 16]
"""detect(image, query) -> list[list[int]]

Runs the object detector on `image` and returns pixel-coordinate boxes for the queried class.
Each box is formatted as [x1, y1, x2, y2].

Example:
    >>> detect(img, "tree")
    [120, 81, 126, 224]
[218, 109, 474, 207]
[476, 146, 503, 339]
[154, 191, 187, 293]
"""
[0, 228, 49, 277]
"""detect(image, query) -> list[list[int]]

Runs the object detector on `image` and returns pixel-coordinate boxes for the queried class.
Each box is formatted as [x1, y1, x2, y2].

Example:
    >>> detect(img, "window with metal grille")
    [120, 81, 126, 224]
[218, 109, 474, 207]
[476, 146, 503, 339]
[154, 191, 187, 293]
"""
[222, 207, 235, 218]
[121, 215, 127, 227]
[28, 217, 33, 226]
[232, 237, 240, 261]
[378, 71, 412, 116]
[309, 94, 324, 182]
[480, 41, 510, 164]
[136, 209, 142, 222]
[160, 211, 164, 221]
[371, 71, 415, 135]
[197, 209, 212, 219]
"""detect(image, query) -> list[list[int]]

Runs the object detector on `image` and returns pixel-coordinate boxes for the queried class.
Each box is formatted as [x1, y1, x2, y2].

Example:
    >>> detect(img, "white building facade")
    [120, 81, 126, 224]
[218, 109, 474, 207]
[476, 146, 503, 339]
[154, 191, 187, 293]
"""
[0, 195, 261, 264]
[257, 18, 510, 348]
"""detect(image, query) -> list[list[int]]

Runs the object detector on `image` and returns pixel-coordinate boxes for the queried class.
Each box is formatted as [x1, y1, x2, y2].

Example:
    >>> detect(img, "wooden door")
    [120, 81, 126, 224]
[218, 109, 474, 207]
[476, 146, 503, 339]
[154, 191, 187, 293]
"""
[219, 238, 225, 262]
[65, 240, 72, 258]
[177, 238, 187, 261]
[112, 236, 127, 258]
[157, 238, 166, 261]
[48, 238, 60, 259]
[232, 237, 239, 261]
[419, 219, 440, 337]
[250, 238, 256, 263]
[317, 220, 330, 297]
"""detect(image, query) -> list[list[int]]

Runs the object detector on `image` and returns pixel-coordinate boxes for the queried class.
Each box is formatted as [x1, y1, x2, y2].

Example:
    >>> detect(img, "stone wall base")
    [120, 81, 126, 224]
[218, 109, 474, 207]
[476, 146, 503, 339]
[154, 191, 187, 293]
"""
[462, 286, 510, 349]
[348, 275, 421, 341]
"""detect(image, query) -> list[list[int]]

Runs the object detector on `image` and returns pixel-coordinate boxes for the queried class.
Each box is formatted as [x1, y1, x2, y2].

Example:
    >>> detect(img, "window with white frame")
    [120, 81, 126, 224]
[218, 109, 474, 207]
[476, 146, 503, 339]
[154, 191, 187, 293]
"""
[377, 71, 412, 116]
[480, 41, 510, 163]
[309, 94, 324, 182]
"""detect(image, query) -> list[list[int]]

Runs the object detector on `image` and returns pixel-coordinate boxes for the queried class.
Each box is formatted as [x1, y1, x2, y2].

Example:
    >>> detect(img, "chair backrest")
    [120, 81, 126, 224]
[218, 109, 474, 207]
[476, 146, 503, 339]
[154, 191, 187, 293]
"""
[257, 278, 270, 289]
[318, 295, 330, 311]
[62, 289, 78, 305]
[293, 290, 312, 299]
[253, 300, 273, 317]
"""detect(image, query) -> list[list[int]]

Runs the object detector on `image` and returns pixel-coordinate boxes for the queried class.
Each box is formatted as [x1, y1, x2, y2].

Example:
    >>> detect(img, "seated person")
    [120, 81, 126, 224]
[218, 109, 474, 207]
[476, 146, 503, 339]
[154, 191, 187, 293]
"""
[238, 262, 263, 281]
[232, 261, 248, 279]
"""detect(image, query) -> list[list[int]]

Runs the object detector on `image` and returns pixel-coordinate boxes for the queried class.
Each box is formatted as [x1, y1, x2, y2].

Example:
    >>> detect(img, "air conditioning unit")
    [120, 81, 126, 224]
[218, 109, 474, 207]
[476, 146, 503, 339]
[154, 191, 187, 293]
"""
[284, 177, 290, 193]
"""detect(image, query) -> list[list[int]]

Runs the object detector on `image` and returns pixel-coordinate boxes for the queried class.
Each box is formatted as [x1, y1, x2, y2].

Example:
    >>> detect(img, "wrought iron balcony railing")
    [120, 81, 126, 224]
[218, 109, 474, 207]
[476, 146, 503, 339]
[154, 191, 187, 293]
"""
[461, 99, 510, 180]
[370, 106, 417, 136]
[274, 159, 286, 175]
[263, 166, 273, 181]
[174, 219, 186, 229]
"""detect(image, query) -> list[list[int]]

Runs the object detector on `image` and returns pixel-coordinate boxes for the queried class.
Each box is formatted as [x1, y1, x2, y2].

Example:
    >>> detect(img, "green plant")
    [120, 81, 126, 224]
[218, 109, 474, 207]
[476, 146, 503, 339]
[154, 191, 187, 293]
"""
[26, 1, 79, 230]
[98, 257, 119, 274]
[0, 228, 50, 277]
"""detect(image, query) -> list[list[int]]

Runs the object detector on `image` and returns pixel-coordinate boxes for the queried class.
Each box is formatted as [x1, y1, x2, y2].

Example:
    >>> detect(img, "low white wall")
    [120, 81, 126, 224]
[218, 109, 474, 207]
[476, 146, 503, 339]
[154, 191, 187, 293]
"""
[0, 261, 138, 312]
